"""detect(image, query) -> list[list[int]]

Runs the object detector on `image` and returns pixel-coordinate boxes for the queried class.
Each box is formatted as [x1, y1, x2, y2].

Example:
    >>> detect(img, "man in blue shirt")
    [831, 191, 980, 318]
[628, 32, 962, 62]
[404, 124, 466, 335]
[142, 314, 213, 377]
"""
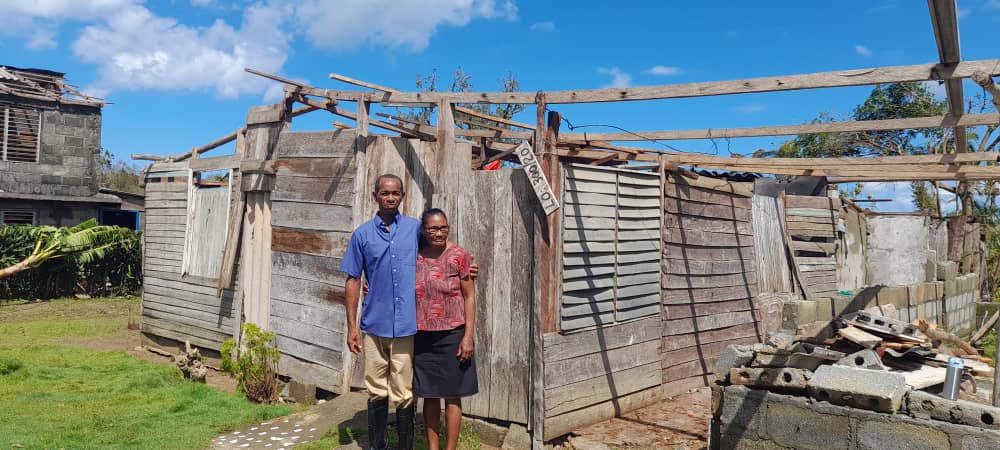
[339, 173, 425, 450]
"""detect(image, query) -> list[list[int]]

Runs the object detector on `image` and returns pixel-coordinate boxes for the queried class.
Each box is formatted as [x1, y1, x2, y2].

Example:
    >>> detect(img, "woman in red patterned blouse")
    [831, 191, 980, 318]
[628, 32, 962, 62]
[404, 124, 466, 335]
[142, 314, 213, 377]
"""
[412, 208, 478, 450]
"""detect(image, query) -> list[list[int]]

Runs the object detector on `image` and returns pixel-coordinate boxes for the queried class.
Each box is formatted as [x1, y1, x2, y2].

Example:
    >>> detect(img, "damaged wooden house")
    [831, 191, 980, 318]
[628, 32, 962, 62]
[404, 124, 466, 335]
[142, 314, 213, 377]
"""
[134, 1, 1000, 444]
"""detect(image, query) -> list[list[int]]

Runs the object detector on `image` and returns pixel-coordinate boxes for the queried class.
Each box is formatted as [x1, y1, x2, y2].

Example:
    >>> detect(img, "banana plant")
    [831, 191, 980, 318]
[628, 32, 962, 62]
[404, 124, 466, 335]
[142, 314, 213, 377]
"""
[0, 219, 137, 279]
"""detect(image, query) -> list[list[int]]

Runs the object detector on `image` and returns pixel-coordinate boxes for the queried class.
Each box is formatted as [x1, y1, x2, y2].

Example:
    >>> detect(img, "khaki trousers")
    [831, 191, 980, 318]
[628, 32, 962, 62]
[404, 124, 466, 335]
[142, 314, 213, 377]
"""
[364, 334, 414, 408]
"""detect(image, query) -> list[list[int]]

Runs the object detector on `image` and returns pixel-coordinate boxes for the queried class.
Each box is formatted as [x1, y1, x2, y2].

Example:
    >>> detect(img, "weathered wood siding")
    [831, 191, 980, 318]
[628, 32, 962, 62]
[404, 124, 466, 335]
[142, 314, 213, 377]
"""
[560, 165, 662, 331]
[784, 194, 841, 297]
[141, 164, 236, 351]
[661, 173, 761, 388]
[455, 169, 531, 424]
[267, 129, 357, 394]
[183, 183, 230, 278]
[752, 195, 793, 294]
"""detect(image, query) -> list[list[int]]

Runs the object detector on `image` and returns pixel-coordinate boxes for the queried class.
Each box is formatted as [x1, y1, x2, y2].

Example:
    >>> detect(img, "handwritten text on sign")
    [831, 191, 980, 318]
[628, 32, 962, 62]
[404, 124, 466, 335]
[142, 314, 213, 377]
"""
[514, 141, 560, 216]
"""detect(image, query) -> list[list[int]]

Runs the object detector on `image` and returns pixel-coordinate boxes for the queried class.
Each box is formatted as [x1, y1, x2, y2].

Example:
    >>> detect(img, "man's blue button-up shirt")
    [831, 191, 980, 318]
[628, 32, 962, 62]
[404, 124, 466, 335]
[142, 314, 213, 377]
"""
[340, 212, 420, 338]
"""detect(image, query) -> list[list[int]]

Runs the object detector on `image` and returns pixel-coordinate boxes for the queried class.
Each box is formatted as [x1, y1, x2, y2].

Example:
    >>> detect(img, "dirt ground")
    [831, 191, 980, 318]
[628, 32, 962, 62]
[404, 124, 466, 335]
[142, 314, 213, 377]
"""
[72, 327, 241, 393]
[566, 388, 711, 450]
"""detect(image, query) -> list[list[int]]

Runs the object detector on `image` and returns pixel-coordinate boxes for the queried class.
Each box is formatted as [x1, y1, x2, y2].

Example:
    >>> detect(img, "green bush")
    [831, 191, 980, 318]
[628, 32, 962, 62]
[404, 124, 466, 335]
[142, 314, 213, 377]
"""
[221, 323, 281, 403]
[0, 223, 142, 300]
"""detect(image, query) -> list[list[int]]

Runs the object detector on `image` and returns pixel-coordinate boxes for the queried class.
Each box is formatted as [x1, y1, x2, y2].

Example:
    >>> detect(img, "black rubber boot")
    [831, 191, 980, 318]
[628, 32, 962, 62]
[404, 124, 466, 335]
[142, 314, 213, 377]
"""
[367, 397, 389, 450]
[395, 403, 415, 450]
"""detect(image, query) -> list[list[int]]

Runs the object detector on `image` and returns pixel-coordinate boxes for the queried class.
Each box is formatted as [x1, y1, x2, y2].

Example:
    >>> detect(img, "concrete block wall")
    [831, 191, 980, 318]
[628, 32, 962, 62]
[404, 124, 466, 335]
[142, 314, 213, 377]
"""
[0, 104, 102, 198]
[867, 216, 930, 287]
[944, 274, 980, 336]
[711, 384, 1000, 450]
[781, 275, 980, 337]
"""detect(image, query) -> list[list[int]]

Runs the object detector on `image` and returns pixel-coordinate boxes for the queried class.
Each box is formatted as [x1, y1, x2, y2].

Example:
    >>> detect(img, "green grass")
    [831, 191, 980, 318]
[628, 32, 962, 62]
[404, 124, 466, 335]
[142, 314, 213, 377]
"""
[0, 296, 138, 348]
[0, 296, 294, 449]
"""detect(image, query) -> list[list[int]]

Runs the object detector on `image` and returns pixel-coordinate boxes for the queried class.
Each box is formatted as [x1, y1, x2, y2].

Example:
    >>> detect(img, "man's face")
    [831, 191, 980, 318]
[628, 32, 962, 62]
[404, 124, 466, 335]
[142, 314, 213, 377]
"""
[373, 178, 405, 212]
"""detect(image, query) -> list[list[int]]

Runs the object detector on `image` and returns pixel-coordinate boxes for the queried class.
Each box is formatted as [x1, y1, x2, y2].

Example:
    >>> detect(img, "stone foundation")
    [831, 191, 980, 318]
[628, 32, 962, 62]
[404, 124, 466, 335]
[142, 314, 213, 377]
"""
[711, 384, 1000, 450]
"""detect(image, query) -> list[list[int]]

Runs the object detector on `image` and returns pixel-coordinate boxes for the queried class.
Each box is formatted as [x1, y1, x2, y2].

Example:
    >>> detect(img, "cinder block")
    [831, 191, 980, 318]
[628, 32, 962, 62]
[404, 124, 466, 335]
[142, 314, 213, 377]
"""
[782, 300, 817, 330]
[945, 279, 959, 296]
[836, 349, 887, 371]
[960, 434, 1000, 450]
[926, 253, 938, 282]
[809, 365, 908, 413]
[907, 390, 1000, 431]
[766, 400, 850, 450]
[832, 295, 856, 317]
[877, 286, 909, 309]
[716, 385, 769, 442]
[714, 344, 765, 382]
[755, 344, 844, 371]
[855, 419, 950, 450]
[937, 261, 958, 281]
[730, 367, 811, 392]
[814, 298, 834, 321]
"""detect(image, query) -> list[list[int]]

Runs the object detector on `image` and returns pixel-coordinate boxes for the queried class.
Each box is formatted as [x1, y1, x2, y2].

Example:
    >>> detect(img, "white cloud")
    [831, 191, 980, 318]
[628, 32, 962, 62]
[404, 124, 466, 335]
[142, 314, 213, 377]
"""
[642, 65, 681, 76]
[597, 67, 631, 88]
[529, 21, 555, 31]
[292, 0, 517, 51]
[3, 0, 519, 99]
[855, 45, 873, 57]
[733, 103, 765, 114]
[73, 2, 291, 99]
[26, 27, 58, 50]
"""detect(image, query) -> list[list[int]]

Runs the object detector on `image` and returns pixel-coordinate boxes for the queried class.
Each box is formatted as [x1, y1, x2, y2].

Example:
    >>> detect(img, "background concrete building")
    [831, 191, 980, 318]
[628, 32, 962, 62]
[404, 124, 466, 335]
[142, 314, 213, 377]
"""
[0, 65, 142, 228]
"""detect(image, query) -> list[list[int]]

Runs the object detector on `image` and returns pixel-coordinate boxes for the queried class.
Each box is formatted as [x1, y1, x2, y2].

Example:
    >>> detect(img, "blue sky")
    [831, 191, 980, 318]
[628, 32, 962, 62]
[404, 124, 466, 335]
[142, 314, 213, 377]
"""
[3, 0, 999, 211]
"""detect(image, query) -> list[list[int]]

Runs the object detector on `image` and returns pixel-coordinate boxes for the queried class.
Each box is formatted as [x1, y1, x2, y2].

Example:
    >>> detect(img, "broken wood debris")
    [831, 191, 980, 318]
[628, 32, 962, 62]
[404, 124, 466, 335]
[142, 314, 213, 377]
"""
[716, 309, 996, 418]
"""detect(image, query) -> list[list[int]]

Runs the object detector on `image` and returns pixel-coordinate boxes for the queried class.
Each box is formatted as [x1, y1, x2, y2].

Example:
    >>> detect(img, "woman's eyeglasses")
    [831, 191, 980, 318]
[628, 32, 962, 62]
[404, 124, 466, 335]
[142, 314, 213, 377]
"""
[425, 226, 450, 234]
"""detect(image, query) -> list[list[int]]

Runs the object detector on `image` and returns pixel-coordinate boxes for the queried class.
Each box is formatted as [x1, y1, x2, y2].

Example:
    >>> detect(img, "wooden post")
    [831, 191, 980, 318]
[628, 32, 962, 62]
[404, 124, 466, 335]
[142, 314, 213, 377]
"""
[995, 311, 1000, 407]
[529, 93, 548, 450]
[236, 103, 288, 331]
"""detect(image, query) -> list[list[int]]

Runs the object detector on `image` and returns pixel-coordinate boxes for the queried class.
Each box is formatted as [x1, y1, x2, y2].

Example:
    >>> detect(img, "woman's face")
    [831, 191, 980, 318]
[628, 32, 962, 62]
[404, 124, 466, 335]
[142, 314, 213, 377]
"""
[421, 213, 450, 247]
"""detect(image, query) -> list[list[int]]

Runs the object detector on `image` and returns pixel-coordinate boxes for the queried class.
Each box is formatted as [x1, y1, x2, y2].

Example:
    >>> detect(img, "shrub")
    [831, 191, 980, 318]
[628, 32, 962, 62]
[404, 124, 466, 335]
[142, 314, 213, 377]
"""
[221, 323, 281, 403]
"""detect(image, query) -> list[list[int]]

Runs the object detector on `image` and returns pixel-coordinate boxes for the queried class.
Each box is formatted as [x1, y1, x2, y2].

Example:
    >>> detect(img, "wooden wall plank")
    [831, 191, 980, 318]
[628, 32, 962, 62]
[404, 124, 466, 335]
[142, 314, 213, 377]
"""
[544, 339, 660, 389]
[488, 170, 514, 420]
[662, 228, 753, 247]
[272, 177, 355, 205]
[663, 272, 758, 289]
[664, 201, 751, 221]
[271, 201, 354, 232]
[663, 298, 757, 320]
[543, 317, 660, 362]
[660, 322, 762, 352]
[663, 258, 756, 275]
[663, 214, 753, 235]
[544, 362, 660, 416]
[662, 285, 759, 304]
[508, 170, 533, 424]
[278, 354, 344, 394]
[275, 130, 356, 157]
[271, 227, 351, 258]
[663, 184, 752, 208]
[662, 310, 757, 336]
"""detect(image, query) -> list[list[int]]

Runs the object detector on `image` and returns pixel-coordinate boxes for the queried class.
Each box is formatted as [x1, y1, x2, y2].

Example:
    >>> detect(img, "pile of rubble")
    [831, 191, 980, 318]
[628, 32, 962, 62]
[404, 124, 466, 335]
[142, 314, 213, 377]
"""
[716, 308, 995, 417]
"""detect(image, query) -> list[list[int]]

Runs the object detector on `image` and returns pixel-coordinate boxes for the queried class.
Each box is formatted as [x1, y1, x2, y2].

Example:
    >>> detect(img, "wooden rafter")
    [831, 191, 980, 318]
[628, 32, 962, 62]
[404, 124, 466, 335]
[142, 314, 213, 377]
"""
[314, 59, 1000, 104]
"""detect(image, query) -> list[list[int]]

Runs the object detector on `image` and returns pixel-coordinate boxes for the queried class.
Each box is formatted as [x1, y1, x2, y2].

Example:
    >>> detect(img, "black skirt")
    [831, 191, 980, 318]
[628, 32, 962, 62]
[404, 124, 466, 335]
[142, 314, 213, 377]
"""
[412, 326, 479, 399]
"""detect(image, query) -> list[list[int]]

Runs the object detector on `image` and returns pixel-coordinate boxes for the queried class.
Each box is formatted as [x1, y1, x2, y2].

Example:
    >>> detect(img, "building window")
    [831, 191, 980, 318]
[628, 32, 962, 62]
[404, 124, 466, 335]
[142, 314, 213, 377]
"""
[560, 165, 663, 332]
[1, 210, 36, 225]
[182, 170, 231, 279]
[2, 105, 42, 163]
